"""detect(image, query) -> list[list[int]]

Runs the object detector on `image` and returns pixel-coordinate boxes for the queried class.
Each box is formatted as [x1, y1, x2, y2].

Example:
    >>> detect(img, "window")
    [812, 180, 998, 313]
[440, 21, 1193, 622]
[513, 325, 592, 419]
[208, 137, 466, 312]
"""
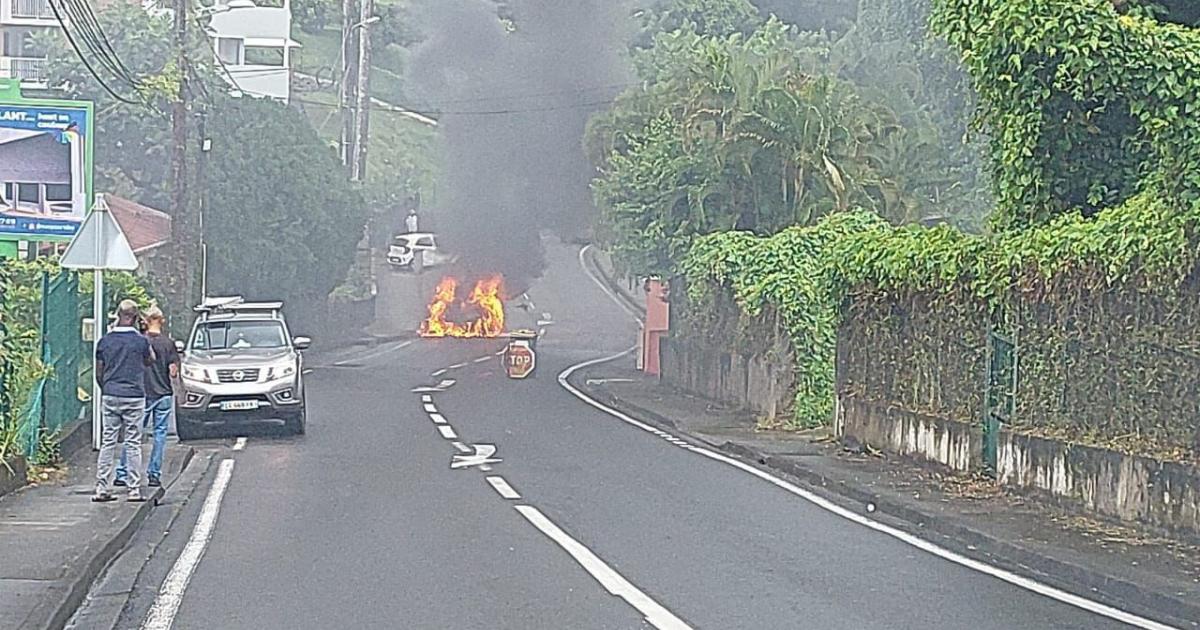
[17, 183, 39, 204]
[243, 46, 285, 67]
[44, 184, 71, 202]
[216, 38, 241, 66]
[415, 236, 435, 248]
[193, 321, 288, 350]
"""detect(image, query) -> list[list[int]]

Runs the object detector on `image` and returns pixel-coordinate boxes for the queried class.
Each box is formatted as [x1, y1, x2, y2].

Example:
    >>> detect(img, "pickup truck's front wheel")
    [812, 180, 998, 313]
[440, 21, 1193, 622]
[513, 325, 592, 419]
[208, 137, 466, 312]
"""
[286, 406, 307, 436]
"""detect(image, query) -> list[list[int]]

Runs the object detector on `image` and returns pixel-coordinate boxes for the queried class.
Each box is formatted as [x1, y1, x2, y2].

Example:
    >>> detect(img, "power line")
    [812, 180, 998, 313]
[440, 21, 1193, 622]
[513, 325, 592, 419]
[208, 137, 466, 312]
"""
[404, 81, 640, 108]
[61, 0, 141, 87]
[295, 89, 661, 118]
[46, 0, 141, 105]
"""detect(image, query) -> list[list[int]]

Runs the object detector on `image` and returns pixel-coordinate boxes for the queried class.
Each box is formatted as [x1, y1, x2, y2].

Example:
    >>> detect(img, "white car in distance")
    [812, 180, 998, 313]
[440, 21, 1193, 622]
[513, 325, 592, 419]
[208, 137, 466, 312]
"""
[386, 232, 456, 271]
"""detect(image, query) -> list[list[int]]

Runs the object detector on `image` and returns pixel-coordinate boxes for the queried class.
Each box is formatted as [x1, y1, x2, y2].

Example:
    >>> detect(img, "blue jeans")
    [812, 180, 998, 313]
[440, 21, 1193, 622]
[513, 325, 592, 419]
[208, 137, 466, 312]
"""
[117, 395, 172, 481]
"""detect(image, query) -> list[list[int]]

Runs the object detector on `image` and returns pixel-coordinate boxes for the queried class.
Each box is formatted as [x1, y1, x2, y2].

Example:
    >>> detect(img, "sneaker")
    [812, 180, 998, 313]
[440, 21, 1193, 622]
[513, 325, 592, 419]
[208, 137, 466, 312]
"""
[91, 493, 117, 503]
[127, 490, 147, 502]
[147, 476, 162, 487]
[113, 478, 127, 487]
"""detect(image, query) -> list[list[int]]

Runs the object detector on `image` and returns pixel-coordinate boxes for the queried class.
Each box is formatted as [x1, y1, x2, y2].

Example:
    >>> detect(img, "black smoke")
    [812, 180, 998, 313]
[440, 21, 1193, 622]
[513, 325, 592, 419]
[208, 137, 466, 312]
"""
[407, 0, 633, 295]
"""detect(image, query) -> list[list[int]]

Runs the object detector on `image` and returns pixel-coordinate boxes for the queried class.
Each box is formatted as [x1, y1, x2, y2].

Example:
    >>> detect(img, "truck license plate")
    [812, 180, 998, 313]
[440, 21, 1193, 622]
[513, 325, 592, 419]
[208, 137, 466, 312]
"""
[220, 400, 258, 411]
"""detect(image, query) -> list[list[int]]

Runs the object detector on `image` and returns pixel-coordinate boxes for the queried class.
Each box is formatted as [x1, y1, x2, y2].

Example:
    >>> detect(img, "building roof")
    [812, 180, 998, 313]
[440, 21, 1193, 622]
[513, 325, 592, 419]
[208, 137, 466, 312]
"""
[107, 195, 171, 253]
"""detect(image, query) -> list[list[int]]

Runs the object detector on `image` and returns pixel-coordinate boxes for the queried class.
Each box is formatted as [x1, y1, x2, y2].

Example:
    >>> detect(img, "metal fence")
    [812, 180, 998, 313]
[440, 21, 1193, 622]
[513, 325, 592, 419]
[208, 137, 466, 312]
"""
[16, 271, 85, 457]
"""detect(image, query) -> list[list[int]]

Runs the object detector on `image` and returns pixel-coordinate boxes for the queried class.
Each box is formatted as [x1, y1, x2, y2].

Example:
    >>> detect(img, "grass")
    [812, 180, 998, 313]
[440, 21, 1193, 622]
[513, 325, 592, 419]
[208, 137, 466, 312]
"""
[298, 89, 440, 200]
[293, 27, 410, 107]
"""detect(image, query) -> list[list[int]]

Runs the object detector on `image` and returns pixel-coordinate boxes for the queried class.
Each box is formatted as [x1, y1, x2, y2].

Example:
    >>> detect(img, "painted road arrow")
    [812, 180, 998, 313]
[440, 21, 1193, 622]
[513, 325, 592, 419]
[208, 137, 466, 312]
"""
[450, 444, 502, 470]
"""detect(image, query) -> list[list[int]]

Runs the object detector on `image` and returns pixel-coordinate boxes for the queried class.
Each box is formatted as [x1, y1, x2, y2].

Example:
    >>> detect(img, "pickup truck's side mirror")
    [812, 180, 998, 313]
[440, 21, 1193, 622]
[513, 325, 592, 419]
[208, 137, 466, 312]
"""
[293, 336, 312, 350]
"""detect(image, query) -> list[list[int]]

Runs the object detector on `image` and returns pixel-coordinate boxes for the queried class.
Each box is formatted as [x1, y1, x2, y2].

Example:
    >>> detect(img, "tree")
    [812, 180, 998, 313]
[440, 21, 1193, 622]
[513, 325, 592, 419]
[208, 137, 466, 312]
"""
[39, 2, 214, 211]
[630, 0, 763, 50]
[204, 97, 365, 308]
[590, 17, 935, 275]
[42, 2, 365, 315]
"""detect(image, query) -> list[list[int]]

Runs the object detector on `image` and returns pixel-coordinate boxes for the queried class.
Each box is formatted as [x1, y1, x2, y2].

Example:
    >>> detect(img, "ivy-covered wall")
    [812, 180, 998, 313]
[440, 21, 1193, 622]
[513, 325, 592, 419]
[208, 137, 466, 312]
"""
[676, 191, 1200, 460]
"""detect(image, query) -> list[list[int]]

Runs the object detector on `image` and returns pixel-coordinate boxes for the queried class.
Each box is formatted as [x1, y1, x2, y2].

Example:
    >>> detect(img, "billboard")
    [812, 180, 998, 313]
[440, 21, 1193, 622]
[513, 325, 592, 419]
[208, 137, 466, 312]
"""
[0, 80, 94, 242]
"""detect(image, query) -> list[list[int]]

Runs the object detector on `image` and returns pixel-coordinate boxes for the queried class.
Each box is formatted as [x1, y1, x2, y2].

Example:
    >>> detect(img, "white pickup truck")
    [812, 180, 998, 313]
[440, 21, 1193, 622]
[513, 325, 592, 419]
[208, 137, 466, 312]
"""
[386, 232, 456, 271]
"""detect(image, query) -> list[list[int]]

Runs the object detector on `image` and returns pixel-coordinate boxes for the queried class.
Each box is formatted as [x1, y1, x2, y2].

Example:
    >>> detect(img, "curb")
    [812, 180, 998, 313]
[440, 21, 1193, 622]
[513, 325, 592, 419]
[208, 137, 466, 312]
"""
[580, 246, 643, 318]
[574, 374, 1200, 629]
[33, 446, 196, 630]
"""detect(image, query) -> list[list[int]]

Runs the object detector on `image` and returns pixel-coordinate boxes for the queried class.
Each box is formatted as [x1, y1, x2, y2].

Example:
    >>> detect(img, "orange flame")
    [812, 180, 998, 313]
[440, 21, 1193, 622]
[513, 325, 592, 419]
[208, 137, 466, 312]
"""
[419, 275, 506, 338]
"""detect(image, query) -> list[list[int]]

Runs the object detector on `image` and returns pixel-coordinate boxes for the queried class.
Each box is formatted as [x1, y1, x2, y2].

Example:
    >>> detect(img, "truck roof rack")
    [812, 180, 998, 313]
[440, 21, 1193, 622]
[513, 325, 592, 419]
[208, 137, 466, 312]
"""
[194, 296, 284, 314]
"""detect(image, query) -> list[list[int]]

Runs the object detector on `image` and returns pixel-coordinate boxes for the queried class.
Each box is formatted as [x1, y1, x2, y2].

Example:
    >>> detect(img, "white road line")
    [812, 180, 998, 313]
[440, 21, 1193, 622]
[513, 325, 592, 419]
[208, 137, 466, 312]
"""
[232, 437, 247, 451]
[451, 441, 471, 454]
[473, 356, 492, 363]
[557, 351, 1177, 630]
[301, 369, 313, 375]
[141, 459, 236, 630]
[448, 362, 468, 369]
[432, 369, 447, 377]
[430, 413, 447, 424]
[437, 425, 457, 439]
[421, 395, 433, 403]
[423, 403, 438, 413]
[495, 349, 506, 356]
[439, 379, 456, 389]
[333, 339, 414, 366]
[515, 505, 690, 630]
[486, 476, 521, 499]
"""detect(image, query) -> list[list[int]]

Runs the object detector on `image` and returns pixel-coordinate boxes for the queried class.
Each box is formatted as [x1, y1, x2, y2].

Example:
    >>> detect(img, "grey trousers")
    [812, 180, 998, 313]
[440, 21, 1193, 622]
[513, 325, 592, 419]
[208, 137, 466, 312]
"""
[96, 395, 144, 494]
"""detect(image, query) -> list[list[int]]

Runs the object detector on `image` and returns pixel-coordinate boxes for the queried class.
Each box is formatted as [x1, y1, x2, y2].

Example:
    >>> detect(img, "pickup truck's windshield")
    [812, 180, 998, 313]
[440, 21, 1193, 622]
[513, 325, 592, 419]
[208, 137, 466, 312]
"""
[192, 321, 287, 350]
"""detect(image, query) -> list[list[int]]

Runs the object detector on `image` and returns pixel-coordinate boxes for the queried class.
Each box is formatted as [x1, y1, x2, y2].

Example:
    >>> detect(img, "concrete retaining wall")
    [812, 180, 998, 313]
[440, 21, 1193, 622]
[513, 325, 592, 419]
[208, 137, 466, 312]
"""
[839, 395, 1200, 537]
[839, 397, 979, 472]
[997, 432, 1200, 538]
[660, 315, 795, 422]
[0, 454, 27, 499]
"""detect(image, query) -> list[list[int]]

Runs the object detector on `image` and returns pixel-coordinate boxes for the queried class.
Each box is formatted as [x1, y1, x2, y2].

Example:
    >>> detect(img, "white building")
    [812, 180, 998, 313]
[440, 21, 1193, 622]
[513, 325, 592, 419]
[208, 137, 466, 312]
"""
[0, 0, 54, 89]
[206, 0, 299, 103]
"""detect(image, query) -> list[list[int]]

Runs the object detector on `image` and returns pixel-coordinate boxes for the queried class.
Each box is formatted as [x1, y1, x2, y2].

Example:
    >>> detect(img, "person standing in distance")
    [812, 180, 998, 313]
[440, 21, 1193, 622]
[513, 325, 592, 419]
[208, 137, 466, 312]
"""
[405, 208, 419, 233]
[114, 305, 178, 488]
[93, 300, 154, 502]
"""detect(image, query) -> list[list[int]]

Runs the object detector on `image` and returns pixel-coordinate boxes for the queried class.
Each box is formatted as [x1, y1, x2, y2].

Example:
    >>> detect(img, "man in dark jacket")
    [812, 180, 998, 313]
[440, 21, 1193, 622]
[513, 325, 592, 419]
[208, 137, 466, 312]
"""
[115, 305, 179, 488]
[93, 300, 154, 502]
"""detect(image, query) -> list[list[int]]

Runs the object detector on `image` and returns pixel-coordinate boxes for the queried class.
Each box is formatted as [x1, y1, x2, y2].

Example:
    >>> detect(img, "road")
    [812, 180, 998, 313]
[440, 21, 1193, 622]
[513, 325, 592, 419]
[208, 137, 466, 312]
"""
[93, 237, 1153, 630]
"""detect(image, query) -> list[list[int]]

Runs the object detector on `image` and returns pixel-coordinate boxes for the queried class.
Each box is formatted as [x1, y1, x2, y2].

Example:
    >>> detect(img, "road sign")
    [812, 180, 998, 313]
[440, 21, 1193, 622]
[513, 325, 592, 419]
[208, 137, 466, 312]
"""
[60, 195, 137, 271]
[59, 194, 138, 450]
[505, 340, 535, 379]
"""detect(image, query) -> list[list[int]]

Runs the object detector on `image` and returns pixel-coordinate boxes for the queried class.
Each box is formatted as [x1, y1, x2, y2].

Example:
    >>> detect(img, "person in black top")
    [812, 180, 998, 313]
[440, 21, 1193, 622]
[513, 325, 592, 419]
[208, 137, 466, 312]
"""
[93, 300, 154, 502]
[115, 305, 179, 488]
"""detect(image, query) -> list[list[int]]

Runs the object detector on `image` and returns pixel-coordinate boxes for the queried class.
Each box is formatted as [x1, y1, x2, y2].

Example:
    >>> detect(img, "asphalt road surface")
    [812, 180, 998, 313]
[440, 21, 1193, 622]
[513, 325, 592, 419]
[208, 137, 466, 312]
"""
[86, 237, 1164, 630]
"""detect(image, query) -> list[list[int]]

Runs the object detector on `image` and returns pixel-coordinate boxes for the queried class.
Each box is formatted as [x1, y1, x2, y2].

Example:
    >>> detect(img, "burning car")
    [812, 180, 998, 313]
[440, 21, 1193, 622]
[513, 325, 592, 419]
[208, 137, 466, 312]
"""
[419, 275, 505, 338]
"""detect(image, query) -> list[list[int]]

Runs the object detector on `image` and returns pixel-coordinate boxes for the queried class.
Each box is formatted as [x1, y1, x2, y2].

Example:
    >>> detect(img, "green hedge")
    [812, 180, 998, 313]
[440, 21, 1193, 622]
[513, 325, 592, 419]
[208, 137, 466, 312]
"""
[682, 191, 1200, 458]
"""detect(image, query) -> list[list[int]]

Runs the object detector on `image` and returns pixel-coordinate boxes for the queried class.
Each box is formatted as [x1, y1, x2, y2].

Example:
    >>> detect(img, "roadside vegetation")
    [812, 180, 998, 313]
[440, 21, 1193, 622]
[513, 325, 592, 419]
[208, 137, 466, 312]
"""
[598, 0, 1200, 460]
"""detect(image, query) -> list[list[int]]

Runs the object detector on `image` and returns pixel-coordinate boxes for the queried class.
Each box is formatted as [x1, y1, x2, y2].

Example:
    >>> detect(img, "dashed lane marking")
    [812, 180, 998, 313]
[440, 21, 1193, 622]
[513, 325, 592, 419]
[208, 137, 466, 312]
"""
[451, 442, 471, 454]
[232, 437, 247, 451]
[430, 413, 447, 424]
[423, 403, 438, 413]
[486, 476, 521, 499]
[437, 425, 457, 439]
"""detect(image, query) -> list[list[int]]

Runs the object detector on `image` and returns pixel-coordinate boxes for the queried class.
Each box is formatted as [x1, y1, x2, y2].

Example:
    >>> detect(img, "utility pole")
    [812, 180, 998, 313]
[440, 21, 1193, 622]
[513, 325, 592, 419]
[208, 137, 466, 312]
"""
[350, 0, 373, 182]
[169, 0, 196, 318]
[339, 0, 357, 169]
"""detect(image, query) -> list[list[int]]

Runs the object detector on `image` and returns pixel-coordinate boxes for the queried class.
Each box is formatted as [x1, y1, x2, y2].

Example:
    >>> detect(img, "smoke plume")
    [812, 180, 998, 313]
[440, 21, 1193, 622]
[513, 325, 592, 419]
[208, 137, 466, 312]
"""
[407, 0, 633, 295]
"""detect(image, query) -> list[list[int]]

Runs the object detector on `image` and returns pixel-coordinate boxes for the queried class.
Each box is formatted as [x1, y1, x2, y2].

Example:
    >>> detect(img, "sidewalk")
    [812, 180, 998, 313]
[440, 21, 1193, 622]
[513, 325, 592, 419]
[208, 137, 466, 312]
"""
[0, 428, 193, 630]
[580, 247, 1200, 628]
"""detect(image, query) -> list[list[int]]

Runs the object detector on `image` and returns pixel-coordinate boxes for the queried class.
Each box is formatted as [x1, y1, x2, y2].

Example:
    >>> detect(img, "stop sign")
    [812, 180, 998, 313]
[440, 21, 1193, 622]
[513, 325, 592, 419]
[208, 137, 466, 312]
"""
[505, 341, 535, 379]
